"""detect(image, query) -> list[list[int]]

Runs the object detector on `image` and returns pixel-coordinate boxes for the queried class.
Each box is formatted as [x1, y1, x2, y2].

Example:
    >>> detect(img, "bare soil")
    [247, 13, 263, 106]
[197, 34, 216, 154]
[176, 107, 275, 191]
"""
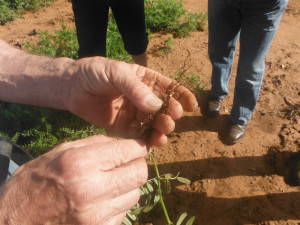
[0, 0, 299, 224]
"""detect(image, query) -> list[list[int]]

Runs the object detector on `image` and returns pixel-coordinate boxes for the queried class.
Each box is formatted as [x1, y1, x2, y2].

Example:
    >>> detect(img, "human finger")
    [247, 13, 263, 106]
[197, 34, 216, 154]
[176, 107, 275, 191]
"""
[108, 62, 163, 113]
[102, 212, 127, 225]
[167, 97, 183, 120]
[152, 114, 175, 134]
[176, 86, 198, 112]
[149, 130, 168, 146]
[70, 158, 146, 206]
[52, 139, 149, 183]
[85, 139, 149, 170]
[149, 72, 198, 112]
[74, 189, 140, 224]
[53, 134, 113, 152]
[100, 158, 148, 198]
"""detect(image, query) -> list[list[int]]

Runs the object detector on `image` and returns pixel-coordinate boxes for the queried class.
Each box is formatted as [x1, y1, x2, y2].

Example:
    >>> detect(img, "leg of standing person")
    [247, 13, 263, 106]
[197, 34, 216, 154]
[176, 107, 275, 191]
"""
[131, 51, 148, 67]
[228, 0, 288, 143]
[110, 0, 148, 67]
[207, 0, 242, 117]
[72, 0, 110, 58]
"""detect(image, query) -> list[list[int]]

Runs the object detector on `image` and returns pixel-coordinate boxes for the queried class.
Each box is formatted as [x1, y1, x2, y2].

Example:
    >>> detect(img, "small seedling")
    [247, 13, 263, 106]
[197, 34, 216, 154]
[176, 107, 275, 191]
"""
[160, 34, 174, 55]
[123, 151, 195, 225]
[124, 53, 198, 225]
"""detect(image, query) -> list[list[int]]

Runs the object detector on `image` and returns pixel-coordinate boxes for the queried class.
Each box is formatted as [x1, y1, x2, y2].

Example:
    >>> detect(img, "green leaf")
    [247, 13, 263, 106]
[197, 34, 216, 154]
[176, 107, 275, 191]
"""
[143, 204, 156, 213]
[139, 187, 145, 196]
[164, 173, 174, 179]
[186, 216, 195, 225]
[140, 186, 149, 196]
[177, 177, 191, 185]
[154, 194, 160, 203]
[145, 193, 152, 205]
[144, 186, 149, 194]
[126, 210, 137, 221]
[131, 206, 145, 216]
[147, 181, 154, 192]
[176, 212, 187, 225]
[166, 179, 172, 194]
[122, 217, 132, 225]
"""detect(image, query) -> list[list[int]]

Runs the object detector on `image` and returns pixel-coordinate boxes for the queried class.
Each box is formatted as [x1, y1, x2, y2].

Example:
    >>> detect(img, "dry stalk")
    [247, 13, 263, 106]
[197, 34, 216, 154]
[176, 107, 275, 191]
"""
[138, 51, 191, 142]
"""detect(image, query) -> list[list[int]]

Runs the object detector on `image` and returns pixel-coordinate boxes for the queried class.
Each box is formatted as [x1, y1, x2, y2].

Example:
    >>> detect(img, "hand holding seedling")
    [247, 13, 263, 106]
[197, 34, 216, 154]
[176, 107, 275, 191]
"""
[0, 135, 148, 224]
[67, 57, 198, 146]
[0, 38, 197, 225]
[0, 39, 197, 146]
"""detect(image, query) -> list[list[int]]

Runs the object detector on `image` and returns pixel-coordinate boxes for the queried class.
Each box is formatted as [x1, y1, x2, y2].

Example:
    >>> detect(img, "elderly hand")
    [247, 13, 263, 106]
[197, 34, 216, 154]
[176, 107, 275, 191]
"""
[0, 39, 197, 146]
[0, 135, 148, 225]
[67, 57, 197, 146]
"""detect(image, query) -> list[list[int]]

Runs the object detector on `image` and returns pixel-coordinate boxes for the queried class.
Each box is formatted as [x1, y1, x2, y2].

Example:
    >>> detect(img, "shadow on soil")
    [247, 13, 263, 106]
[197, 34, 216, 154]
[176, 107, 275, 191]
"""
[144, 150, 300, 224]
[176, 90, 239, 145]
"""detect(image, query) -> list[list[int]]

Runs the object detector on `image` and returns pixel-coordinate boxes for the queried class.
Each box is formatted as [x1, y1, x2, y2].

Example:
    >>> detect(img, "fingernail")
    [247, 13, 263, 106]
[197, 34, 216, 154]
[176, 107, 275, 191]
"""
[194, 101, 199, 110]
[145, 95, 162, 108]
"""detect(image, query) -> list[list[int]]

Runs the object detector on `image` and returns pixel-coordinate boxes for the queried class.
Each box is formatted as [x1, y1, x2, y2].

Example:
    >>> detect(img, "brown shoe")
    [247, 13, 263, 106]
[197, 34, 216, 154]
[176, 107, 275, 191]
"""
[206, 96, 223, 117]
[227, 121, 247, 144]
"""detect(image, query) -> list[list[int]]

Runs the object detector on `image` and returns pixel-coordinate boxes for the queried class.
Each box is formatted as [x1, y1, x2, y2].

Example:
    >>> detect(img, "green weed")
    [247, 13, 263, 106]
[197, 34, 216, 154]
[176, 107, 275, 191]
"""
[106, 13, 133, 63]
[0, 0, 54, 24]
[0, 101, 105, 157]
[123, 151, 195, 225]
[172, 71, 206, 100]
[0, 1, 18, 24]
[145, 0, 207, 37]
[23, 18, 133, 63]
[177, 11, 207, 37]
[23, 0, 207, 61]
[160, 34, 174, 55]
[20, 125, 105, 157]
[24, 24, 79, 59]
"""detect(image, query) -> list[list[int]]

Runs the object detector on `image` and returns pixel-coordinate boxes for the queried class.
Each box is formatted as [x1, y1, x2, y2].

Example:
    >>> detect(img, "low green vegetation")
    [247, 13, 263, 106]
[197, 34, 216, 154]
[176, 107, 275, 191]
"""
[172, 71, 206, 100]
[24, 24, 79, 59]
[23, 17, 133, 62]
[0, 0, 54, 24]
[160, 34, 174, 55]
[145, 0, 207, 37]
[124, 151, 195, 225]
[0, 102, 105, 157]
[23, 0, 207, 61]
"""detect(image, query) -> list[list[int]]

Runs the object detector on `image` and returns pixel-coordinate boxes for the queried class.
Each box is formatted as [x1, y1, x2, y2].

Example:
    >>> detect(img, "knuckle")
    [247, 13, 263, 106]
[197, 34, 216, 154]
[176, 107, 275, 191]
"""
[132, 188, 141, 203]
[136, 158, 148, 186]
[54, 141, 70, 150]
[56, 148, 87, 179]
[72, 183, 92, 206]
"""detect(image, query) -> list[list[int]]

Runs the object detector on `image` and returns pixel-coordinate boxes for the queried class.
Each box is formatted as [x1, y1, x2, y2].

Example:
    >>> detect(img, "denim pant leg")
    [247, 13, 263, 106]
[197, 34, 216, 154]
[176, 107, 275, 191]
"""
[231, 0, 288, 125]
[208, 0, 242, 99]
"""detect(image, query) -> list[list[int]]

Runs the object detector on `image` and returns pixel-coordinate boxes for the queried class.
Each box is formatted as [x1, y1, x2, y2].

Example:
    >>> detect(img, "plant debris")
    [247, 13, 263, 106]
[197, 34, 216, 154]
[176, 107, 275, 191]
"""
[138, 52, 192, 143]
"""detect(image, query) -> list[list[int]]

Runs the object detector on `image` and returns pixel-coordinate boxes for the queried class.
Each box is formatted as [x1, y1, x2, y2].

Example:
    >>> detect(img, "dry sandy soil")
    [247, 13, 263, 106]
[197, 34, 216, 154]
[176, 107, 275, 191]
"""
[0, 0, 299, 224]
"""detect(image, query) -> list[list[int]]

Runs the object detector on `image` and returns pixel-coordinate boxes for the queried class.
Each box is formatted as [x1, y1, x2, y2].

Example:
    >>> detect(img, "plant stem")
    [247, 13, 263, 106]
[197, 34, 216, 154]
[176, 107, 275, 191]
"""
[150, 153, 174, 225]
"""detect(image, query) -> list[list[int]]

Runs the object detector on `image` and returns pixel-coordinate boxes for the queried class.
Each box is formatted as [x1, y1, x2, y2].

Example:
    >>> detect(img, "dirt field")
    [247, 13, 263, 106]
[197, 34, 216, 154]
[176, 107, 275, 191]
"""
[0, 0, 299, 224]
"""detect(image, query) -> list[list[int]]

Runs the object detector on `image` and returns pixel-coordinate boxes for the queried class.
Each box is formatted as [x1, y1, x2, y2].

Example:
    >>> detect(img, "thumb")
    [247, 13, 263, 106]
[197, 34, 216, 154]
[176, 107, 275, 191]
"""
[110, 64, 163, 113]
[127, 82, 163, 113]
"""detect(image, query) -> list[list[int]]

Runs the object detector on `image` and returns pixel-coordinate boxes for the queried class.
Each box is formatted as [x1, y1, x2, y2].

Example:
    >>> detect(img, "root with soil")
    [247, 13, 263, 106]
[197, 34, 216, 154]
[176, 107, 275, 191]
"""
[133, 53, 196, 225]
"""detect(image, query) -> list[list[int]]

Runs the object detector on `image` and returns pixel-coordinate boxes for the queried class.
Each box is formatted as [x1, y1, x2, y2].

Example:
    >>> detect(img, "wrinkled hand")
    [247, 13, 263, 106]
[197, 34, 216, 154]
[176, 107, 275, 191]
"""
[0, 135, 148, 225]
[67, 57, 197, 146]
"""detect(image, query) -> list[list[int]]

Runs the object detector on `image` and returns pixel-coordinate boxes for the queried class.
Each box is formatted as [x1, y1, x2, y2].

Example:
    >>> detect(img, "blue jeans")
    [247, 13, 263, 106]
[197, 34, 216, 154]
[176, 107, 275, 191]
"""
[208, 0, 288, 125]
